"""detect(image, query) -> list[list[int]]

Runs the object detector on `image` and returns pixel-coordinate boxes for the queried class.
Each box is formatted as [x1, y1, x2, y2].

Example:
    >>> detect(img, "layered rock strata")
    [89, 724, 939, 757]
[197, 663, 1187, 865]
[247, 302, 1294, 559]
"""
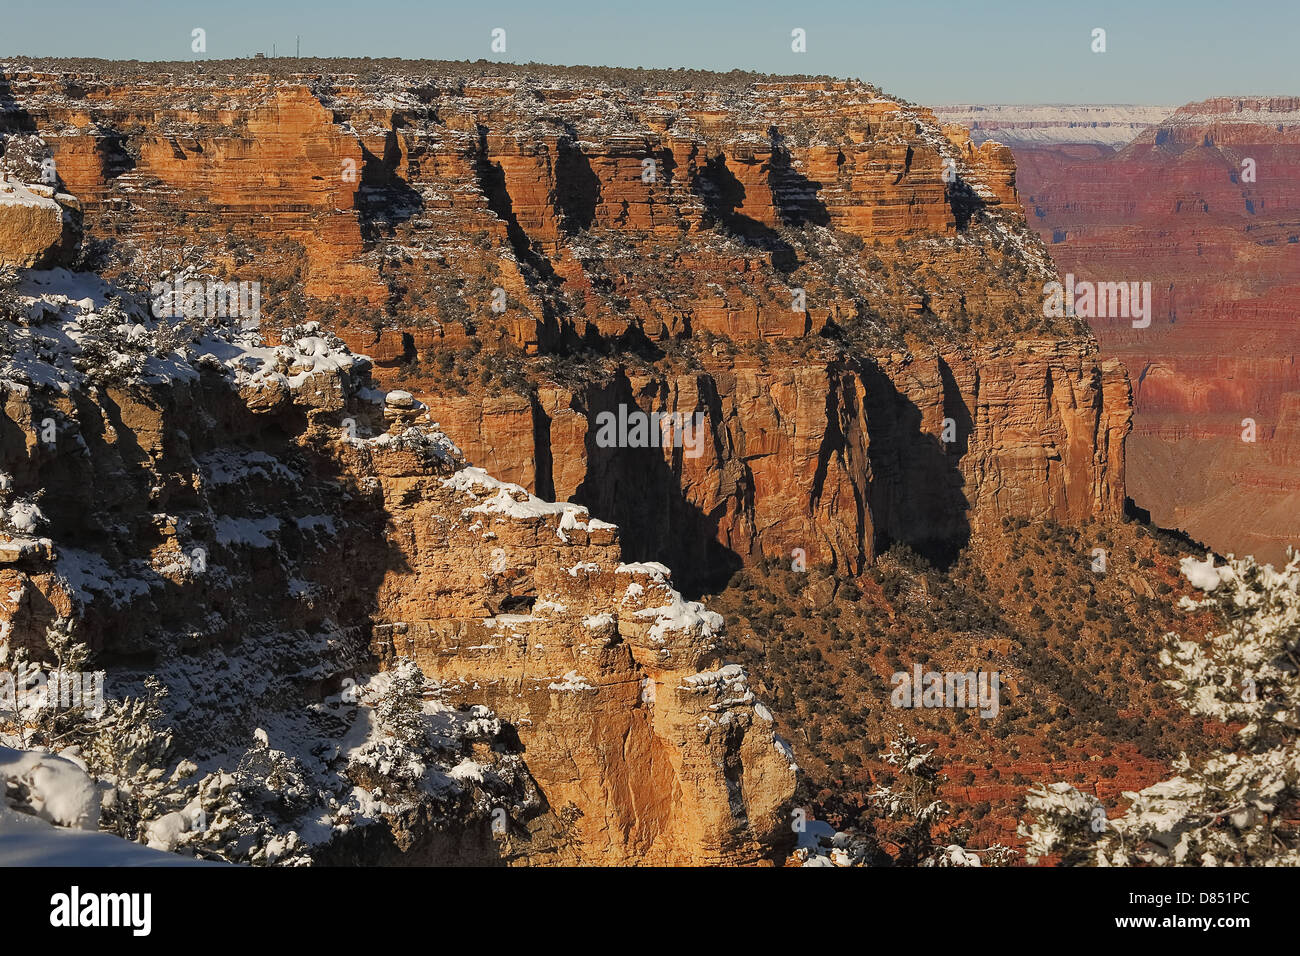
[0, 265, 795, 864]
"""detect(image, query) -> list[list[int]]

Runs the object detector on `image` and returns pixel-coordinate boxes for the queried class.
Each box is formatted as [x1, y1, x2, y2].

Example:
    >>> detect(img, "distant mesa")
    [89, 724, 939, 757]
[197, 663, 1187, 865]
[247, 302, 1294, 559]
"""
[932, 104, 1175, 149]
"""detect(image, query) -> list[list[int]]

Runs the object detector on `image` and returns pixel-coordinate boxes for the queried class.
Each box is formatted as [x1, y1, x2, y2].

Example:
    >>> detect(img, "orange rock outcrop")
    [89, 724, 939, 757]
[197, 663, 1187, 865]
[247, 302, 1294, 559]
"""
[0, 281, 795, 863]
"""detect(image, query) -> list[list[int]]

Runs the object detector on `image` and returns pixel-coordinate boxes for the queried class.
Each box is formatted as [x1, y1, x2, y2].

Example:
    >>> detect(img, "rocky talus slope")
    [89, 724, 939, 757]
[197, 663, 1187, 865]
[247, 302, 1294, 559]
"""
[0, 61, 1132, 591]
[1007, 96, 1300, 564]
[0, 261, 795, 863]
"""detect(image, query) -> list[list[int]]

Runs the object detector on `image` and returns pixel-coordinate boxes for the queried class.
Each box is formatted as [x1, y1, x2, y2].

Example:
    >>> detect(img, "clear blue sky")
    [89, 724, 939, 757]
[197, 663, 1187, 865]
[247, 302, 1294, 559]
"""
[2, 0, 1295, 106]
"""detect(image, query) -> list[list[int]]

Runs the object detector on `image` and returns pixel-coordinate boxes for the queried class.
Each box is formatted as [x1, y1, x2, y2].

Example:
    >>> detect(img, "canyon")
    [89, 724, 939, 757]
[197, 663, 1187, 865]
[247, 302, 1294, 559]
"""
[945, 98, 1300, 565]
[0, 261, 796, 864]
[1, 60, 1225, 865]
[934, 104, 1172, 149]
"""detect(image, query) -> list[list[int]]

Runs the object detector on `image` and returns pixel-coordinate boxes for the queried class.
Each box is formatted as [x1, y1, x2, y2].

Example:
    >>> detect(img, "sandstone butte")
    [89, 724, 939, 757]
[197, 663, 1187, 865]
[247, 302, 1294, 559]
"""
[1006, 96, 1300, 565]
[0, 60, 1140, 864]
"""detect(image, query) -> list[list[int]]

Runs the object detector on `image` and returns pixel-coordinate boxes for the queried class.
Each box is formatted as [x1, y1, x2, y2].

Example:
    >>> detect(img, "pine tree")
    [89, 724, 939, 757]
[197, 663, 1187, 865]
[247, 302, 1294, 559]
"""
[373, 657, 429, 750]
[86, 676, 193, 842]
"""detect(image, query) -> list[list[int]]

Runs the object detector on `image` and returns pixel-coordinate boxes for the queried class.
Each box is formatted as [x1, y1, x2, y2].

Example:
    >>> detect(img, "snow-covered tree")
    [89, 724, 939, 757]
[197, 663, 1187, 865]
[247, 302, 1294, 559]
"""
[152, 731, 313, 866]
[0, 266, 19, 332]
[34, 617, 97, 745]
[0, 617, 99, 750]
[373, 657, 430, 750]
[864, 726, 1016, 867]
[72, 297, 151, 384]
[1020, 552, 1300, 866]
[2, 494, 45, 537]
[84, 676, 193, 842]
[347, 658, 431, 790]
[868, 728, 950, 855]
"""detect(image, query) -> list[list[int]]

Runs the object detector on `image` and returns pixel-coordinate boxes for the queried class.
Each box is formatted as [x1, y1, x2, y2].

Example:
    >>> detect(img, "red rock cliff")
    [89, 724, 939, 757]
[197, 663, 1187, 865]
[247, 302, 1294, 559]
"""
[1009, 96, 1300, 563]
[1, 61, 1130, 588]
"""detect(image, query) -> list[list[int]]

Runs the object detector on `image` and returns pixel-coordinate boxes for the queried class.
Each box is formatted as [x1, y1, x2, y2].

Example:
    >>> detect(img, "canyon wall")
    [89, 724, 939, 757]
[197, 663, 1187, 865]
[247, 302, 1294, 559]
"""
[0, 259, 795, 863]
[430, 341, 1129, 580]
[1, 62, 1130, 589]
[1003, 97, 1300, 563]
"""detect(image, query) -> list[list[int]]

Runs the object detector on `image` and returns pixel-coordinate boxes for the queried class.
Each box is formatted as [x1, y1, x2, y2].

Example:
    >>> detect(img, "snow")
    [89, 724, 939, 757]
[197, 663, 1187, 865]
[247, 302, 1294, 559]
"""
[0, 178, 59, 210]
[0, 746, 98, 829]
[796, 820, 837, 849]
[6, 500, 44, 533]
[682, 663, 746, 689]
[55, 548, 151, 607]
[616, 561, 670, 581]
[446, 758, 485, 783]
[547, 670, 595, 692]
[198, 449, 297, 487]
[773, 734, 798, 771]
[363, 426, 461, 464]
[933, 844, 983, 866]
[1, 271, 370, 404]
[1180, 554, 1235, 591]
[295, 515, 336, 535]
[482, 614, 535, 630]
[635, 598, 724, 645]
[0, 805, 209, 866]
[144, 808, 202, 852]
[442, 468, 618, 541]
[214, 515, 280, 548]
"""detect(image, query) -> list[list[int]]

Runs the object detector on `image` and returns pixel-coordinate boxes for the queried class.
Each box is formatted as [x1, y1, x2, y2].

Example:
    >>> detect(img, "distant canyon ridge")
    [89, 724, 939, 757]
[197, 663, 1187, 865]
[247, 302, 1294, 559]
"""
[936, 99, 1300, 566]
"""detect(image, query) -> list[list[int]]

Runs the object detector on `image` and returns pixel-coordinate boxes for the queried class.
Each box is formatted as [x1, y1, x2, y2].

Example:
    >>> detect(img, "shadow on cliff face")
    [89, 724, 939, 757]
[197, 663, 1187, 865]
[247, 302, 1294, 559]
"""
[860, 358, 971, 568]
[17, 373, 404, 675]
[543, 354, 974, 590]
[2, 75, 134, 195]
[474, 125, 559, 287]
[768, 127, 830, 228]
[573, 371, 743, 596]
[947, 170, 988, 231]
[0, 75, 37, 135]
[0, 356, 403, 715]
[1, 361, 558, 863]
[555, 135, 600, 233]
[357, 131, 425, 240]
[808, 367, 872, 575]
[693, 153, 799, 273]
